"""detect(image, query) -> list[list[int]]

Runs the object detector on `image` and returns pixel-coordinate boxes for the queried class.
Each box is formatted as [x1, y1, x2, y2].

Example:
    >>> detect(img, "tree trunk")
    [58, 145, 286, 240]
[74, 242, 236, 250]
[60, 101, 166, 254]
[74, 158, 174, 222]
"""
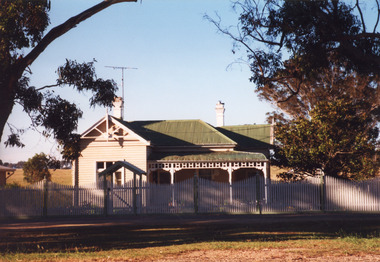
[0, 74, 18, 143]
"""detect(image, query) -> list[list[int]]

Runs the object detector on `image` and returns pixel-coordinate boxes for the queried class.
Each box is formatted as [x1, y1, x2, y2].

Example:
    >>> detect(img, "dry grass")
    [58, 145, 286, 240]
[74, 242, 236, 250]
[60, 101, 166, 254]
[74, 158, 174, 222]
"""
[6, 169, 71, 186]
[5, 167, 282, 185]
[2, 239, 379, 262]
[270, 166, 289, 180]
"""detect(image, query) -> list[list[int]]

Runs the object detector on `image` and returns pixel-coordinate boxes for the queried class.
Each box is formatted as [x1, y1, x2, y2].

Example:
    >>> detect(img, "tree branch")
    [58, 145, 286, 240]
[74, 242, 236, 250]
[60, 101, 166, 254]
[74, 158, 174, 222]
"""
[19, 0, 137, 71]
[374, 0, 380, 33]
[277, 83, 300, 104]
[36, 83, 60, 91]
[355, 0, 366, 33]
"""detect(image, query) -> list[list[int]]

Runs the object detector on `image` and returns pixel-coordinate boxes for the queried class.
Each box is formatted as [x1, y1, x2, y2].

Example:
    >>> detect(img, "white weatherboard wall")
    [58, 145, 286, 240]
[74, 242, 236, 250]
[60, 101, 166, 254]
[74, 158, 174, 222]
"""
[76, 139, 147, 186]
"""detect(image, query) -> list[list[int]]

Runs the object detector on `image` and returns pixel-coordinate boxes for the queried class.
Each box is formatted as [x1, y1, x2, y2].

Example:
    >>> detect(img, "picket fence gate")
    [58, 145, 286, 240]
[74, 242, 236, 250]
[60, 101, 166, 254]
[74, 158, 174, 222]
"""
[0, 176, 379, 217]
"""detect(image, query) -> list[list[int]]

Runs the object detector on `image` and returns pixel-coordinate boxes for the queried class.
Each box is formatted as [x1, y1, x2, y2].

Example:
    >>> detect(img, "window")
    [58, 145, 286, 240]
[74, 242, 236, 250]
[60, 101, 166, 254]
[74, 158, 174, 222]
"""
[106, 162, 113, 169]
[96, 162, 104, 169]
[150, 170, 170, 184]
[115, 171, 122, 186]
[96, 161, 124, 185]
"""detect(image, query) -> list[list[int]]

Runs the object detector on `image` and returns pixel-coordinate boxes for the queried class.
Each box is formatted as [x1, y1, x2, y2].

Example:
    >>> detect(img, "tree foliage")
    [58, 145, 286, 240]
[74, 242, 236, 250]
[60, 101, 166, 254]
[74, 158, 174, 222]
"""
[209, 0, 380, 179]
[23, 153, 52, 183]
[273, 99, 379, 180]
[0, 0, 136, 160]
[209, 0, 380, 114]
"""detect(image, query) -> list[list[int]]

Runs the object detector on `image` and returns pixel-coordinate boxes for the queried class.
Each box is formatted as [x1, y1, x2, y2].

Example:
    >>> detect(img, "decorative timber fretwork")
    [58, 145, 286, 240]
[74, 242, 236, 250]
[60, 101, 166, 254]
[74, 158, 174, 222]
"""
[147, 160, 270, 190]
[148, 161, 267, 172]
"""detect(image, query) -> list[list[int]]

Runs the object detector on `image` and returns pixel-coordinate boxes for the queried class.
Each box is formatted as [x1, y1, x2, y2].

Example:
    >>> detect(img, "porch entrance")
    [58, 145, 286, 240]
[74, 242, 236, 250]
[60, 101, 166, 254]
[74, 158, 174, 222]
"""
[95, 175, 267, 215]
[94, 153, 270, 215]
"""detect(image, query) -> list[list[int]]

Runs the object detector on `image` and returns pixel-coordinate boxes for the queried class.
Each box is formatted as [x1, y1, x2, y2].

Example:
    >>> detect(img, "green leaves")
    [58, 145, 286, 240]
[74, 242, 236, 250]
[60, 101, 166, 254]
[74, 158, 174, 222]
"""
[7, 59, 118, 160]
[14, 76, 43, 113]
[212, 1, 380, 180]
[41, 95, 83, 141]
[57, 59, 118, 107]
[273, 99, 379, 180]
[4, 133, 25, 148]
[215, 1, 380, 120]
[23, 152, 52, 183]
[57, 59, 97, 90]
[0, 0, 50, 55]
[59, 134, 81, 161]
[0, 0, 130, 162]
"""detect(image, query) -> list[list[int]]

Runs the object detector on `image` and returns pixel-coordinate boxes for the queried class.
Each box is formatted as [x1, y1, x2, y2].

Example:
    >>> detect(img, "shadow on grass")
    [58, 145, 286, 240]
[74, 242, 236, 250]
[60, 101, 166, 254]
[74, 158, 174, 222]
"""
[1, 215, 379, 254]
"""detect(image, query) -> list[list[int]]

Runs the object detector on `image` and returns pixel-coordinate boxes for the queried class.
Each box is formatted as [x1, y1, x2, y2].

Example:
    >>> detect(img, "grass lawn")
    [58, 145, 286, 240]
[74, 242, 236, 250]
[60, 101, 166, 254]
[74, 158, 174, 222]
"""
[0, 215, 379, 261]
[6, 169, 72, 186]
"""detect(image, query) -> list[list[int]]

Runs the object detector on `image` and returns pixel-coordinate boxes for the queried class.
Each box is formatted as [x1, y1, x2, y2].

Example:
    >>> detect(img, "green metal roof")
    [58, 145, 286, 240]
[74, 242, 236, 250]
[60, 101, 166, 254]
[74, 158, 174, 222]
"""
[120, 119, 236, 146]
[150, 151, 267, 161]
[217, 124, 272, 149]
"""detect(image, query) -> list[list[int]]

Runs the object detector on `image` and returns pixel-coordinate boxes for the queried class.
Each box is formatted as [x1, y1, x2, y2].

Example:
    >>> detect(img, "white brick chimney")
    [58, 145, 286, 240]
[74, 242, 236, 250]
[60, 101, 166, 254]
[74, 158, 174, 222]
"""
[113, 97, 124, 119]
[215, 101, 225, 127]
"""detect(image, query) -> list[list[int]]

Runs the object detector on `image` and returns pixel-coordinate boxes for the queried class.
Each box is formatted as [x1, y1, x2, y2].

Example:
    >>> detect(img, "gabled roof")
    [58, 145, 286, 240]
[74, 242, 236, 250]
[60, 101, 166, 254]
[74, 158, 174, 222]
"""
[217, 124, 272, 149]
[81, 115, 272, 150]
[81, 116, 108, 138]
[116, 119, 236, 147]
[81, 116, 150, 145]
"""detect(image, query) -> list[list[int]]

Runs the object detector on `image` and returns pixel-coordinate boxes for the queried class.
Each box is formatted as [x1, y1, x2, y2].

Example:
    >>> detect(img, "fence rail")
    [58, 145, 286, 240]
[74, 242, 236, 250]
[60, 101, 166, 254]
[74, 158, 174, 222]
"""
[1, 176, 379, 217]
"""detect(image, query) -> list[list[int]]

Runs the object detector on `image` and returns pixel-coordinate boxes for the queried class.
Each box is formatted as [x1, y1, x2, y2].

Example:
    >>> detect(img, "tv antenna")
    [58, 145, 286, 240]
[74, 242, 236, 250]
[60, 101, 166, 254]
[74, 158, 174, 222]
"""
[105, 66, 138, 118]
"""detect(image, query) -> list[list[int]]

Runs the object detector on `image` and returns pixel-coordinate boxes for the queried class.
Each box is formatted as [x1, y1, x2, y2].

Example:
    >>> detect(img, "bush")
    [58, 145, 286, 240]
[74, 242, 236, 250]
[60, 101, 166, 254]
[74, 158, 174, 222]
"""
[3, 182, 22, 188]
[23, 153, 52, 183]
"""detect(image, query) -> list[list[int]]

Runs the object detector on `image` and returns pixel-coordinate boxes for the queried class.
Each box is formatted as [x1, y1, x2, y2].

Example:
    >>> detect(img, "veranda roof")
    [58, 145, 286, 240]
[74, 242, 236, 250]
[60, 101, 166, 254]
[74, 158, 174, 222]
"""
[0, 165, 16, 172]
[149, 151, 267, 162]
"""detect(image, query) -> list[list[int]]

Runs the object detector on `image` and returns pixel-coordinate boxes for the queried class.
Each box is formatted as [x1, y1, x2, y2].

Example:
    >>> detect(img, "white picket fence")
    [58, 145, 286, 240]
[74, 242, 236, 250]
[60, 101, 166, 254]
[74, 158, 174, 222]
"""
[324, 176, 380, 212]
[0, 176, 379, 217]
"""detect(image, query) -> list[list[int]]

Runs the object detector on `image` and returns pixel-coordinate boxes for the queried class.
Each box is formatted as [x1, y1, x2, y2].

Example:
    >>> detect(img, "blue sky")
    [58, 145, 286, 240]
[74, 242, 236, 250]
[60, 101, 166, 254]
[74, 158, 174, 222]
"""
[0, 0, 274, 163]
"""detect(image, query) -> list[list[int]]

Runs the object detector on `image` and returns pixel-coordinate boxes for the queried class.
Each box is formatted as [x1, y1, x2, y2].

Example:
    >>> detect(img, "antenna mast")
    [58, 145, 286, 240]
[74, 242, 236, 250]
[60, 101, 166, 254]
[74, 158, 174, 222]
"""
[105, 65, 137, 119]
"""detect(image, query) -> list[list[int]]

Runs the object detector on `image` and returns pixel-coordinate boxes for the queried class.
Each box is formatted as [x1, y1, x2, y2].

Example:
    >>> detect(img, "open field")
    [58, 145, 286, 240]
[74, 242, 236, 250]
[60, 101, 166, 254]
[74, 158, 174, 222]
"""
[269, 166, 288, 180]
[6, 169, 71, 186]
[0, 214, 379, 261]
[6, 167, 283, 187]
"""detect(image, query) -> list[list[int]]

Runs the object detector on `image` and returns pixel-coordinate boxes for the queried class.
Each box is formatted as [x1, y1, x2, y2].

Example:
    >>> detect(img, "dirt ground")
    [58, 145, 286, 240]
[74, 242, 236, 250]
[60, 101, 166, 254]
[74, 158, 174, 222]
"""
[1, 213, 379, 261]
[154, 249, 380, 262]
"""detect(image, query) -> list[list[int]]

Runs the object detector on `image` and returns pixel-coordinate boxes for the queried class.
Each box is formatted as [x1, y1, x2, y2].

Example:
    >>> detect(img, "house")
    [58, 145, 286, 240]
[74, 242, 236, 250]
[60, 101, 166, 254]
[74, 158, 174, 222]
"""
[72, 100, 273, 187]
[0, 165, 16, 186]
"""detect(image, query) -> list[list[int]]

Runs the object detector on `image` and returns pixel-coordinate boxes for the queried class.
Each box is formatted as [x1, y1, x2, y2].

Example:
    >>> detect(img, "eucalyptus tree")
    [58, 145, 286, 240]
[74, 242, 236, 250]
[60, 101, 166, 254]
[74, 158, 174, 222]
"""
[0, 0, 136, 160]
[208, 0, 380, 179]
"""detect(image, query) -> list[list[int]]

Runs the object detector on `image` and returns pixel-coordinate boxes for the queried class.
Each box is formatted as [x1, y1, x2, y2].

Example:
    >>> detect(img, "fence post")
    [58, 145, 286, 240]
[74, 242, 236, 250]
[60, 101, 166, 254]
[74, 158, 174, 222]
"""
[133, 173, 137, 215]
[256, 175, 262, 215]
[74, 185, 79, 208]
[139, 174, 143, 214]
[320, 174, 326, 212]
[193, 175, 198, 214]
[103, 175, 108, 216]
[43, 176, 48, 217]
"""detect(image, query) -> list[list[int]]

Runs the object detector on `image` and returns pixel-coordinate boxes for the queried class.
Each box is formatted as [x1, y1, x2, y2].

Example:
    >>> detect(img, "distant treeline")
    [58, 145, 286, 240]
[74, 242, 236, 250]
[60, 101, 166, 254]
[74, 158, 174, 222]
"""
[0, 160, 71, 169]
